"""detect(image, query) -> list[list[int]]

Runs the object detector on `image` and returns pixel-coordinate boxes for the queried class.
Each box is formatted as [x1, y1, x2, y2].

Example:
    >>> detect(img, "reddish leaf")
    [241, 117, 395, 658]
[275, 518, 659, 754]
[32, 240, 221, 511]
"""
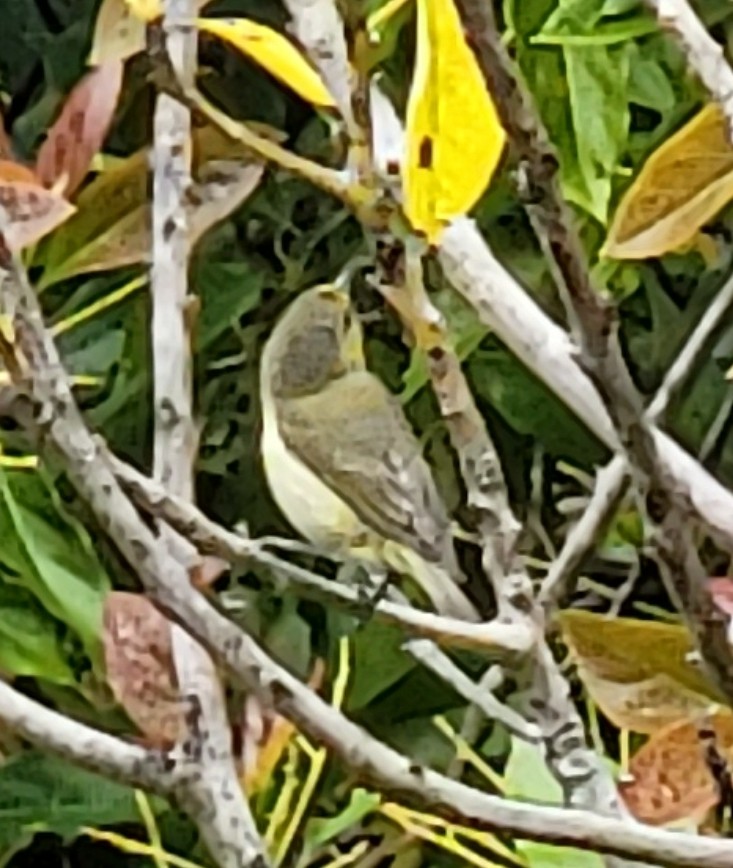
[708, 577, 733, 618]
[103, 591, 187, 747]
[0, 180, 75, 251]
[620, 712, 733, 826]
[36, 60, 124, 199]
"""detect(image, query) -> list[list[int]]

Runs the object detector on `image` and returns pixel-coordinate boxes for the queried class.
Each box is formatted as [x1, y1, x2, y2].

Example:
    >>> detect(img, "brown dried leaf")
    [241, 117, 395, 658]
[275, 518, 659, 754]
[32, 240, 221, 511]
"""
[36, 60, 125, 199]
[579, 669, 715, 734]
[559, 610, 723, 733]
[103, 591, 187, 747]
[0, 180, 75, 252]
[620, 712, 733, 826]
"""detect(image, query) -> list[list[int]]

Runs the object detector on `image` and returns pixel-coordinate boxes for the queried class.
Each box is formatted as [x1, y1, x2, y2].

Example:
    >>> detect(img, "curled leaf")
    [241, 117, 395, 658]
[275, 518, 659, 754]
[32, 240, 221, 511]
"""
[620, 712, 733, 826]
[404, 0, 505, 243]
[197, 17, 337, 109]
[103, 591, 187, 747]
[36, 60, 125, 199]
[603, 104, 733, 259]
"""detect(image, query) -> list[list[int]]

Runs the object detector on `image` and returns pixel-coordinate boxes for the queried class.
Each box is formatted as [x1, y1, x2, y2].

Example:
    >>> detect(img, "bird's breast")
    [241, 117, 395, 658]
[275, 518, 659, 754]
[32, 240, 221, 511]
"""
[260, 404, 365, 550]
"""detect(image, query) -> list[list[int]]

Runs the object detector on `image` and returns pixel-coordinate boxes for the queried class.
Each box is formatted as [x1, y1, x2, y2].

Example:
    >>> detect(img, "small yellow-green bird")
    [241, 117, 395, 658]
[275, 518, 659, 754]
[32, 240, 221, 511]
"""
[259, 284, 479, 621]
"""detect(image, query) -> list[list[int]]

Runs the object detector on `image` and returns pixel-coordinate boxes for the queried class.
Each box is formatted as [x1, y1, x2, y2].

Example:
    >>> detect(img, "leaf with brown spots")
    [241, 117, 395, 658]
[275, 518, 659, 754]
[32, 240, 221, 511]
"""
[620, 712, 733, 826]
[0, 178, 75, 252]
[103, 591, 187, 748]
[36, 60, 125, 199]
[89, 0, 147, 64]
[559, 610, 723, 733]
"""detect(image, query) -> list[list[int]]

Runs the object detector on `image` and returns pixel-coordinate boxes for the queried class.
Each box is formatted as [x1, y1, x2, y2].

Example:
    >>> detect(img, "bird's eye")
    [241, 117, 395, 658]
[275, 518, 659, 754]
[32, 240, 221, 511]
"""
[343, 310, 353, 330]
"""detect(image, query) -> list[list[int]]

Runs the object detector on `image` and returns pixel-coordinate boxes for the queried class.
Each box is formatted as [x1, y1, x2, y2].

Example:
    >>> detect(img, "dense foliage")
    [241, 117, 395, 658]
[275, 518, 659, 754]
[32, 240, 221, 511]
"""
[3, 0, 733, 865]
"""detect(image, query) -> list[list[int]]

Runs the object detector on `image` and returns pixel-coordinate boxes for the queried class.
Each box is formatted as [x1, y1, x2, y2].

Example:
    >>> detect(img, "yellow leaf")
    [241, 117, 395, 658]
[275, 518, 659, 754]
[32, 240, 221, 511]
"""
[90, 0, 146, 64]
[603, 104, 733, 259]
[124, 0, 161, 23]
[404, 0, 505, 243]
[368, 0, 411, 34]
[196, 18, 337, 109]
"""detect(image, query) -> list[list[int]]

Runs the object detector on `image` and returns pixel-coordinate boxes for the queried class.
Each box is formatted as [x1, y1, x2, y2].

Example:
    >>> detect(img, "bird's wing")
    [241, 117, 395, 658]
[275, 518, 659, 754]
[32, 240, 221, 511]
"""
[277, 372, 452, 564]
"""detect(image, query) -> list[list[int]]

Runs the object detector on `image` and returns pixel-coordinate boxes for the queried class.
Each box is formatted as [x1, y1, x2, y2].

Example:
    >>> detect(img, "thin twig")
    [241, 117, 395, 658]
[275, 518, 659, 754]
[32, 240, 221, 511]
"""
[452, 0, 733, 705]
[540, 266, 733, 608]
[0, 680, 169, 789]
[3, 257, 733, 868]
[641, 0, 733, 137]
[150, 7, 265, 867]
[406, 640, 541, 742]
[105, 449, 532, 655]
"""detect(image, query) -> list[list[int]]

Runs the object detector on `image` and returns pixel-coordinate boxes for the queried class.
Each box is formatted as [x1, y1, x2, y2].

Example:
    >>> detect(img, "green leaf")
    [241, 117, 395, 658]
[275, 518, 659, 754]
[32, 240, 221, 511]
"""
[0, 469, 110, 663]
[265, 599, 312, 679]
[194, 232, 266, 351]
[564, 44, 630, 222]
[467, 343, 609, 465]
[305, 789, 381, 850]
[504, 739, 604, 868]
[0, 583, 75, 684]
[0, 752, 141, 859]
[347, 621, 416, 710]
[628, 55, 676, 112]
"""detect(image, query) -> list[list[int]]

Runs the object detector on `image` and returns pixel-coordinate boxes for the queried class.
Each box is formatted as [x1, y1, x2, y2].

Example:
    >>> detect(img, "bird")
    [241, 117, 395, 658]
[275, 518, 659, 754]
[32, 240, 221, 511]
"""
[259, 283, 479, 621]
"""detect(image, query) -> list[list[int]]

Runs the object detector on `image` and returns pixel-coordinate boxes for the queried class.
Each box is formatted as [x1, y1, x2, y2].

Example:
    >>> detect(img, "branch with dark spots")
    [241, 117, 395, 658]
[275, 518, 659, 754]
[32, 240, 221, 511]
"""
[451, 0, 733, 708]
[5, 251, 733, 867]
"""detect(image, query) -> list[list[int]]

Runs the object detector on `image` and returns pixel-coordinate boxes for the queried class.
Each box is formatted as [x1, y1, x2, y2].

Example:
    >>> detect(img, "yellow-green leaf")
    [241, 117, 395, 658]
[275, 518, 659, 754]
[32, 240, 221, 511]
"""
[404, 0, 505, 243]
[559, 610, 723, 733]
[603, 104, 733, 259]
[90, 0, 146, 64]
[196, 18, 336, 109]
[34, 125, 260, 287]
[123, 0, 162, 23]
[368, 0, 411, 34]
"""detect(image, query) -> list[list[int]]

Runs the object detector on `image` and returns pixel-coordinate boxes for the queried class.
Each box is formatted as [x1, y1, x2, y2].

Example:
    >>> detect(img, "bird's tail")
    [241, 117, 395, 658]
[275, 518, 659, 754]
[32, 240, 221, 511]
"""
[383, 543, 480, 622]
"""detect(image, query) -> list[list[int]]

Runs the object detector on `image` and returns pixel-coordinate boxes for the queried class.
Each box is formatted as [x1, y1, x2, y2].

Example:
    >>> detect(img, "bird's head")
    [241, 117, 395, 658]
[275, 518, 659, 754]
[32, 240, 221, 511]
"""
[262, 284, 365, 399]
